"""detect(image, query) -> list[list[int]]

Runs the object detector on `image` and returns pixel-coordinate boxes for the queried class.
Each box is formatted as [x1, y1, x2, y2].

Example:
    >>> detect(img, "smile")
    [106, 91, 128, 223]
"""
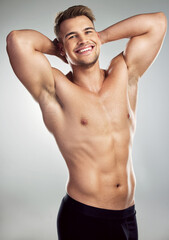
[75, 45, 95, 55]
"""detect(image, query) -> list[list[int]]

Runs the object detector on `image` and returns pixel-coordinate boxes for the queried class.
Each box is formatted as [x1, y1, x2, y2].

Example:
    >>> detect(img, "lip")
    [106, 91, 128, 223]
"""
[74, 44, 95, 55]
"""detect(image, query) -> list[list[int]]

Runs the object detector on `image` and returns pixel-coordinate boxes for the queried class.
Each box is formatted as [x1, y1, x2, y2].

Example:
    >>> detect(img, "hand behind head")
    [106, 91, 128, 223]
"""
[53, 38, 68, 64]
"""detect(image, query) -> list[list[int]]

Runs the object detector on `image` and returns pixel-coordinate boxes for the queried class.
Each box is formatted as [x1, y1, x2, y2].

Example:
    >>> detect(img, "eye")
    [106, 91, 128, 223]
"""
[68, 35, 77, 40]
[85, 31, 92, 34]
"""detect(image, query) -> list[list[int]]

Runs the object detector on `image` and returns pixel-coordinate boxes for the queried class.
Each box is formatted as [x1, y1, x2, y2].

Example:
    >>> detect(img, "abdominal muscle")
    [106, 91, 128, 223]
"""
[63, 132, 136, 210]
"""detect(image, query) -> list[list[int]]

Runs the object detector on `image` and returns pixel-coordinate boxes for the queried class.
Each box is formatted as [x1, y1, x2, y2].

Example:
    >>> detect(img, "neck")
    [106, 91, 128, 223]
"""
[70, 61, 105, 93]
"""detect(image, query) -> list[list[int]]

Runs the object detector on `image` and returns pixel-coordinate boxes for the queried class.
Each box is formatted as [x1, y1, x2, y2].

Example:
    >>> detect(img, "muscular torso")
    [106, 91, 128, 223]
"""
[39, 53, 138, 210]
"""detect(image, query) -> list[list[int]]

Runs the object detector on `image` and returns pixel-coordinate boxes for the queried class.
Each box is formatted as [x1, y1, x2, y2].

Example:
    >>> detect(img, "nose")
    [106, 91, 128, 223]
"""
[78, 34, 87, 45]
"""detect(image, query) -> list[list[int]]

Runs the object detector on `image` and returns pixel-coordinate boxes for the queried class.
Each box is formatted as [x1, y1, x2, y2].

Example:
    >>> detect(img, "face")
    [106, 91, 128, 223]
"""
[59, 16, 101, 68]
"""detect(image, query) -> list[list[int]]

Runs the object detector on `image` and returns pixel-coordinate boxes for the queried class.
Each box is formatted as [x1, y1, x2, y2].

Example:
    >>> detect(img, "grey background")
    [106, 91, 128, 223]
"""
[1, 0, 169, 239]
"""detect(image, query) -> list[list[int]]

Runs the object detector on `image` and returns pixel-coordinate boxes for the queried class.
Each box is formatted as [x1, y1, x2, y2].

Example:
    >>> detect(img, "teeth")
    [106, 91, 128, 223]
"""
[78, 47, 92, 53]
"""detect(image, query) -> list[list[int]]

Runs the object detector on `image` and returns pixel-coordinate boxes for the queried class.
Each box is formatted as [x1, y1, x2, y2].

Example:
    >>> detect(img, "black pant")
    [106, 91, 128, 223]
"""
[57, 194, 138, 240]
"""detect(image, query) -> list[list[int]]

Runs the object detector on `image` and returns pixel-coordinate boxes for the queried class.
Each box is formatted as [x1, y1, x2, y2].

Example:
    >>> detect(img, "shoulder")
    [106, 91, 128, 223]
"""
[107, 52, 139, 85]
[106, 52, 128, 78]
[107, 52, 127, 71]
[51, 68, 79, 105]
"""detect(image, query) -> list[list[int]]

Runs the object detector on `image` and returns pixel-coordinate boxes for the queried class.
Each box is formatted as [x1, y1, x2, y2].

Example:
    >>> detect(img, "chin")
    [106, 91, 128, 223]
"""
[76, 55, 99, 68]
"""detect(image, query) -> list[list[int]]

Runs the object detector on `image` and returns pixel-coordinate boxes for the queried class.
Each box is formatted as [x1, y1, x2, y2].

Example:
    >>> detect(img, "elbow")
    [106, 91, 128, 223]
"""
[155, 12, 167, 34]
[6, 30, 18, 53]
[6, 30, 17, 44]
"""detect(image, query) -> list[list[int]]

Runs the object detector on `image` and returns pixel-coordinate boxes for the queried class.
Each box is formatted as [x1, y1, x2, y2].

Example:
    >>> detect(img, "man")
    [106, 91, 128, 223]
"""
[6, 5, 166, 240]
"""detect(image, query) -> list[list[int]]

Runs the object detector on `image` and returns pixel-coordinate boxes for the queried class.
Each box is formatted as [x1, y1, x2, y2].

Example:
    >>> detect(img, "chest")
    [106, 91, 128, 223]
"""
[63, 84, 135, 136]
[42, 63, 138, 136]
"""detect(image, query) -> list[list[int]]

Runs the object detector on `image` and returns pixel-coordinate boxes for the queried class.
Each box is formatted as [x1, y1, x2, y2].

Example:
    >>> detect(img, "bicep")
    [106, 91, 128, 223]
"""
[7, 33, 55, 101]
[124, 21, 166, 78]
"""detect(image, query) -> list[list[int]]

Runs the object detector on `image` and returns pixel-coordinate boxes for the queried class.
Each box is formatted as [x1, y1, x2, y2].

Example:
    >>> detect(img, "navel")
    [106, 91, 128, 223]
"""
[116, 183, 120, 188]
[80, 118, 88, 126]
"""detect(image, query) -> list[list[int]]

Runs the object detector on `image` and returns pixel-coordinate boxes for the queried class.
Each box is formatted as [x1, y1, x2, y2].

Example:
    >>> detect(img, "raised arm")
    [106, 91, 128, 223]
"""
[6, 30, 66, 101]
[99, 12, 167, 79]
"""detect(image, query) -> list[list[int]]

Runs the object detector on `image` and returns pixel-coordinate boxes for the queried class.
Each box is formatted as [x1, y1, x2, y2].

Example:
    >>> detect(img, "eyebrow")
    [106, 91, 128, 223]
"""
[65, 27, 95, 39]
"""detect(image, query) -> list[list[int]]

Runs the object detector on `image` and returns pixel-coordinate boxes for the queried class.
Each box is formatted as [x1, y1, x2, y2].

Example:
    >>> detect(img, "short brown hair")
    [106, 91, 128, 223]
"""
[54, 5, 96, 40]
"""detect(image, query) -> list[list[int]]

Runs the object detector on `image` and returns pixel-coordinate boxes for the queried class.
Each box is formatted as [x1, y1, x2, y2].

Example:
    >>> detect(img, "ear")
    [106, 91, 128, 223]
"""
[58, 42, 68, 63]
[59, 42, 66, 56]
[96, 32, 100, 39]
[60, 51, 65, 56]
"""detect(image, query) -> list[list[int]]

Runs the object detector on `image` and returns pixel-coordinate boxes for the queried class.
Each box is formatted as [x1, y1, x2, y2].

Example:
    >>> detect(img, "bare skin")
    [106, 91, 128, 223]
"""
[6, 13, 167, 210]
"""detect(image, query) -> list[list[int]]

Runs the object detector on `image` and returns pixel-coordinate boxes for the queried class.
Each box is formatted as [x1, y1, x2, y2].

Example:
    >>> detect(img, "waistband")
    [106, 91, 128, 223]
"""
[63, 194, 136, 220]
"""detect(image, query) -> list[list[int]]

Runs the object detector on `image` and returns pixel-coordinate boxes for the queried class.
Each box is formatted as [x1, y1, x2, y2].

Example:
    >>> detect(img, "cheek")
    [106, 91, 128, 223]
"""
[63, 43, 72, 55]
[64, 44, 76, 60]
[95, 38, 101, 50]
[93, 34, 101, 46]
[64, 41, 75, 51]
[96, 36, 101, 46]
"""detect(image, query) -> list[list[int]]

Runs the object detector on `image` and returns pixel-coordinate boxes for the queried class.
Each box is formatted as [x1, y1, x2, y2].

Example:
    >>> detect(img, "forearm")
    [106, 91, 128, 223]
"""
[7, 29, 56, 55]
[99, 12, 166, 44]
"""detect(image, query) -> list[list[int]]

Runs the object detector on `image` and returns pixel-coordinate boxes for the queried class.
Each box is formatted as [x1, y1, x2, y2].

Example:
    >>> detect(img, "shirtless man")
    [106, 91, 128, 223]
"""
[6, 5, 167, 240]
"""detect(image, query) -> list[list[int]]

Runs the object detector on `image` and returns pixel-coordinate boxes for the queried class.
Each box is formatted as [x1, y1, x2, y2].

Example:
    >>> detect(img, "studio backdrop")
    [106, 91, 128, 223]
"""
[1, 0, 169, 239]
